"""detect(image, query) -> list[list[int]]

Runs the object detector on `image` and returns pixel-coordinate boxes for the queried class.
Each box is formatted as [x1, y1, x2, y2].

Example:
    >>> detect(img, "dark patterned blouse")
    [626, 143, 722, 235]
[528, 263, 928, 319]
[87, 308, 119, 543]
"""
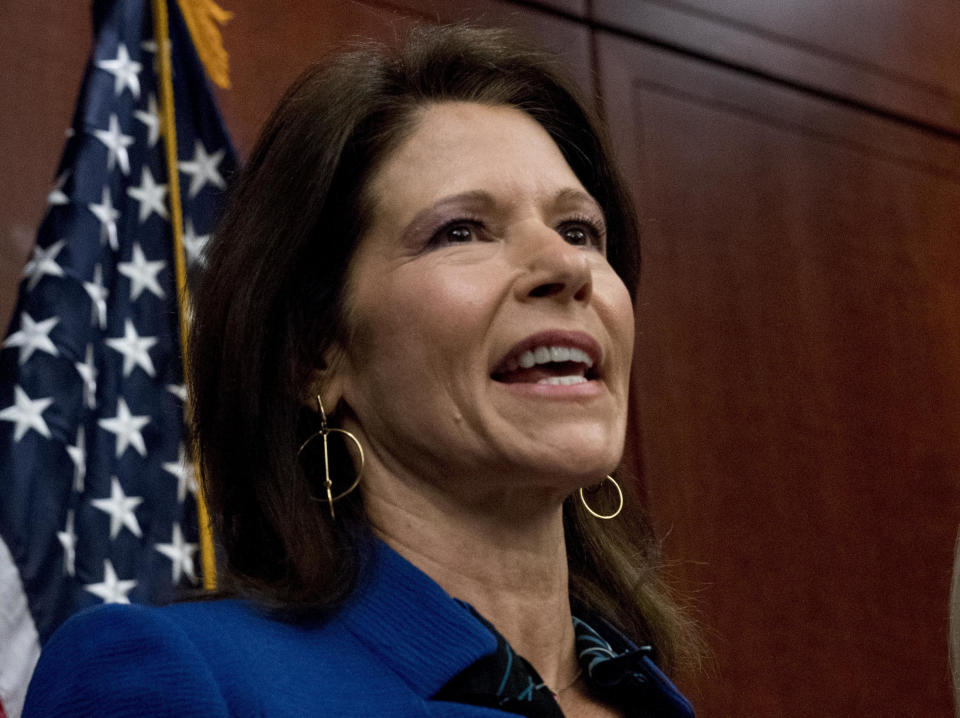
[435, 603, 695, 718]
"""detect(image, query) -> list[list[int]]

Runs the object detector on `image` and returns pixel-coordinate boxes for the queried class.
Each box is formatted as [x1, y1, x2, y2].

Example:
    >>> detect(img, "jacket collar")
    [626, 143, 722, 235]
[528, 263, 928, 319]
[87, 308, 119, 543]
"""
[336, 538, 499, 698]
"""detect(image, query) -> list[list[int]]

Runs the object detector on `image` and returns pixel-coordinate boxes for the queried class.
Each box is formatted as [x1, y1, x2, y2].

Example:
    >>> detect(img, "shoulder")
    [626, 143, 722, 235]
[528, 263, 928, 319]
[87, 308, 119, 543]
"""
[23, 598, 426, 717]
[23, 602, 233, 717]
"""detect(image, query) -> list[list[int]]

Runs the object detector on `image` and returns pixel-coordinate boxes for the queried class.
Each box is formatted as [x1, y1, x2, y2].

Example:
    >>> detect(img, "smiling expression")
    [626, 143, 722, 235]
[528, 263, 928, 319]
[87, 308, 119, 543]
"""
[332, 102, 635, 498]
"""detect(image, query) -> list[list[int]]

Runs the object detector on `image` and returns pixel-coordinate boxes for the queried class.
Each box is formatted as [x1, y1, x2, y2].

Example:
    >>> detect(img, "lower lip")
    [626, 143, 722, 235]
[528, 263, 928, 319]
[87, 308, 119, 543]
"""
[493, 378, 604, 398]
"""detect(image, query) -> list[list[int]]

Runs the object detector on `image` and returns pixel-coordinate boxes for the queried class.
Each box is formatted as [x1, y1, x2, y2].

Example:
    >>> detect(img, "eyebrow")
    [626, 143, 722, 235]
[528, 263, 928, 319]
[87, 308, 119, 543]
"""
[552, 187, 602, 211]
[412, 191, 493, 221]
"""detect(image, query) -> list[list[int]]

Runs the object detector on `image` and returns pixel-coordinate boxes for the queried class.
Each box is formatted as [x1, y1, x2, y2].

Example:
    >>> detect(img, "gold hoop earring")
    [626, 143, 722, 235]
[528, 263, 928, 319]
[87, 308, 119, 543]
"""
[296, 395, 364, 519]
[579, 475, 623, 520]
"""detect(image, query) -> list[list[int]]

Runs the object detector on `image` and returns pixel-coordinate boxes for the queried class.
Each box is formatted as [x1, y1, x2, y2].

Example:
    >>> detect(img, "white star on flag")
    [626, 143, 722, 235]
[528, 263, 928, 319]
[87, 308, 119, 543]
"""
[178, 140, 226, 198]
[93, 114, 135, 175]
[166, 383, 187, 402]
[155, 524, 198, 584]
[139, 38, 165, 76]
[118, 243, 166, 300]
[127, 166, 169, 223]
[181, 218, 210, 266]
[88, 187, 120, 251]
[83, 264, 110, 329]
[75, 344, 98, 410]
[3, 312, 59, 365]
[67, 425, 87, 493]
[22, 239, 66, 291]
[106, 320, 158, 378]
[98, 397, 150, 458]
[0, 386, 53, 442]
[162, 444, 198, 502]
[56, 510, 78, 577]
[134, 94, 162, 148]
[84, 560, 137, 604]
[91, 476, 144, 540]
[47, 170, 71, 206]
[95, 43, 142, 99]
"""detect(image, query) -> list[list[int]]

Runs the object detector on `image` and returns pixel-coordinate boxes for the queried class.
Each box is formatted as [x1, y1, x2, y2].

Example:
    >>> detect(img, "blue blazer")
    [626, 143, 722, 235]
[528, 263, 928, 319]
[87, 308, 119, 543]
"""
[24, 541, 691, 717]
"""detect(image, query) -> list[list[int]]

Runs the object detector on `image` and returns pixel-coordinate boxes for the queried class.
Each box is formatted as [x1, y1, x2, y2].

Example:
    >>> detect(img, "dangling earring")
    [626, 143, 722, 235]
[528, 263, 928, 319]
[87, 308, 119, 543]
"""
[296, 395, 364, 519]
[579, 475, 623, 520]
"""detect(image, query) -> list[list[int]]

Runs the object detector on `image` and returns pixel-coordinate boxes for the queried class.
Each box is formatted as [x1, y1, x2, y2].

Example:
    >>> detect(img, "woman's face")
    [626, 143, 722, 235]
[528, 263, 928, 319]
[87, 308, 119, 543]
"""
[334, 102, 635, 498]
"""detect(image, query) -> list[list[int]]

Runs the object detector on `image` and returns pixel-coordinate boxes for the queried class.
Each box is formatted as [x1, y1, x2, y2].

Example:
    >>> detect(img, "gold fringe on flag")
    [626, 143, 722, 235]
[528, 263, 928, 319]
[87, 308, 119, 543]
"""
[176, 0, 233, 89]
[151, 0, 219, 590]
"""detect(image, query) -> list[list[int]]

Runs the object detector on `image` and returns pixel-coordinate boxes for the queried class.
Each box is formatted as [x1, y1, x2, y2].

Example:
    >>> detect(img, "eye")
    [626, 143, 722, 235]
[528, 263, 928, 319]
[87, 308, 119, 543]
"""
[446, 225, 474, 243]
[557, 218, 605, 250]
[429, 219, 486, 247]
[561, 226, 589, 245]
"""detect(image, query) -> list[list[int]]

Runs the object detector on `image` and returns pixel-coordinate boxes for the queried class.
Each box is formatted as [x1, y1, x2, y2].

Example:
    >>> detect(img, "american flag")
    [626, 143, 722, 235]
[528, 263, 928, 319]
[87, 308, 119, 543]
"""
[0, 1, 235, 715]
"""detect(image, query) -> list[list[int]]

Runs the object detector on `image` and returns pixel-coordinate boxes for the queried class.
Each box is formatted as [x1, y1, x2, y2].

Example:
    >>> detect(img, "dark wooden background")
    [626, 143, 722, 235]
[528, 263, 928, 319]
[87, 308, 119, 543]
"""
[3, 1, 959, 715]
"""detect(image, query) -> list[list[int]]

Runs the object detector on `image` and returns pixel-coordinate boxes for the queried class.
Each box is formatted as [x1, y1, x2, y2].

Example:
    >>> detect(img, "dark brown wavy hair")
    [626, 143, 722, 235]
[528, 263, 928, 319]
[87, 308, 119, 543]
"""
[190, 23, 698, 673]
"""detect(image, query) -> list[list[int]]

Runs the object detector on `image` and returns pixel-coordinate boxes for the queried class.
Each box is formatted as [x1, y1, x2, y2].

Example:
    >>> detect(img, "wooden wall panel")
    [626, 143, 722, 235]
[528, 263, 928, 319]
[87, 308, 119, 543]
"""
[508, 0, 585, 16]
[592, 0, 960, 135]
[659, 0, 960, 96]
[598, 31, 960, 717]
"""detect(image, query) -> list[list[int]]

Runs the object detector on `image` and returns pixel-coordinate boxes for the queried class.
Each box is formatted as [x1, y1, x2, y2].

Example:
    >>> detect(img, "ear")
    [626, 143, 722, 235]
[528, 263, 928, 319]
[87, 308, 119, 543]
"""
[303, 344, 347, 414]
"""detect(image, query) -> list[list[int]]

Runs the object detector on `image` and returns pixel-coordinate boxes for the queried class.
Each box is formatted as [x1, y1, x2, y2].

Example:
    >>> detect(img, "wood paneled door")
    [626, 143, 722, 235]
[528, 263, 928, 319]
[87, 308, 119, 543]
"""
[599, 30, 960, 717]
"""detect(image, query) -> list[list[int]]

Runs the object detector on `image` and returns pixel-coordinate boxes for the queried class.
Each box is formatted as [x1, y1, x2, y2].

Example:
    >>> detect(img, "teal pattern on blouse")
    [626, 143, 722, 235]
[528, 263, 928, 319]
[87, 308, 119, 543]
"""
[433, 602, 695, 718]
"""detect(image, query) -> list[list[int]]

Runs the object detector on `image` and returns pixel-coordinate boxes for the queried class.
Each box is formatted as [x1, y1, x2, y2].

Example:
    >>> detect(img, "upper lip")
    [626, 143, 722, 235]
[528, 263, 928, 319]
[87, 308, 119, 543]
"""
[491, 330, 603, 377]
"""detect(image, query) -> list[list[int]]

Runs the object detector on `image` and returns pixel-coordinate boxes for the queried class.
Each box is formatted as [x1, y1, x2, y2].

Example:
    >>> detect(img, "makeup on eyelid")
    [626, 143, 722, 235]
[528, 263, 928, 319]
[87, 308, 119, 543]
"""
[414, 207, 607, 251]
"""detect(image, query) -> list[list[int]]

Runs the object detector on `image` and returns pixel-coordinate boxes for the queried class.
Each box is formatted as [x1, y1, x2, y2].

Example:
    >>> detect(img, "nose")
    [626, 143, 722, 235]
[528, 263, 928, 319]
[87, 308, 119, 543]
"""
[512, 224, 593, 304]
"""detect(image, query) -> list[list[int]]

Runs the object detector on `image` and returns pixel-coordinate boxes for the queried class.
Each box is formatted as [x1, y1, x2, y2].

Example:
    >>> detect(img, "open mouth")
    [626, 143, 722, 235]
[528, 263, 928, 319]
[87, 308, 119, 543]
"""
[492, 343, 600, 385]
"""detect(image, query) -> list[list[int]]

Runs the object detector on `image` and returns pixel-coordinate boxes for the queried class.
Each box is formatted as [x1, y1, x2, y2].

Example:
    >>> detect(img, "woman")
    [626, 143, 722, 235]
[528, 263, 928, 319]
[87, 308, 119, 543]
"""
[25, 24, 698, 717]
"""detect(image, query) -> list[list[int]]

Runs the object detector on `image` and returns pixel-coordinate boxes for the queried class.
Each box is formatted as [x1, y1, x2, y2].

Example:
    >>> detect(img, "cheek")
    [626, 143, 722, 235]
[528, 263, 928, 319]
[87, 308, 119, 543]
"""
[598, 273, 636, 359]
[343, 266, 498, 379]
[614, 287, 636, 354]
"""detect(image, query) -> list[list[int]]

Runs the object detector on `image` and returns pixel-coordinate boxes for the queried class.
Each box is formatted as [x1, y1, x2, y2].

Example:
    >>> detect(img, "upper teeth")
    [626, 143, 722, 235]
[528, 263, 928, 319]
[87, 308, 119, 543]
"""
[511, 345, 594, 371]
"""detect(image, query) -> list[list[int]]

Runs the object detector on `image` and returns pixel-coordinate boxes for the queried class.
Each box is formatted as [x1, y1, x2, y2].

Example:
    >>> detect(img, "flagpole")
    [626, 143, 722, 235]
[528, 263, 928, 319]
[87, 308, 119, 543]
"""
[151, 0, 217, 591]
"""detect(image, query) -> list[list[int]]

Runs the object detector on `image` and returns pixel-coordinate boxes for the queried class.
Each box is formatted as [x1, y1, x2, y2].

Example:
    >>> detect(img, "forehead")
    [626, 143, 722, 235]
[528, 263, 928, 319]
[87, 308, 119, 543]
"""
[366, 102, 588, 224]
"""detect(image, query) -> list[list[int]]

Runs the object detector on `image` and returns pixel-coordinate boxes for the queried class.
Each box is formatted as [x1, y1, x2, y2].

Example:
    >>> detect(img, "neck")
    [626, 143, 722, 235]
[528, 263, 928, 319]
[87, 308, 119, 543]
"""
[363, 466, 580, 693]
